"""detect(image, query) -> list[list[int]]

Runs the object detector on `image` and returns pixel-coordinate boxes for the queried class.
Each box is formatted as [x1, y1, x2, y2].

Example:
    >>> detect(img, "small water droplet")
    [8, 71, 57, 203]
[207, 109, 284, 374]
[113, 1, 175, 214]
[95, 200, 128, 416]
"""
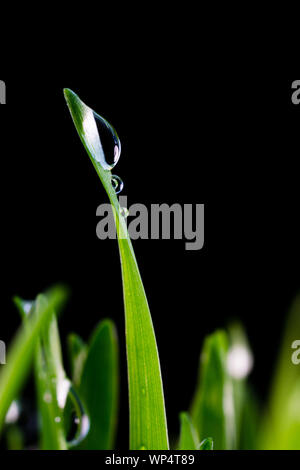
[43, 392, 52, 404]
[54, 416, 61, 423]
[141, 387, 146, 396]
[111, 175, 124, 194]
[120, 207, 129, 218]
[140, 445, 147, 450]
[93, 112, 121, 170]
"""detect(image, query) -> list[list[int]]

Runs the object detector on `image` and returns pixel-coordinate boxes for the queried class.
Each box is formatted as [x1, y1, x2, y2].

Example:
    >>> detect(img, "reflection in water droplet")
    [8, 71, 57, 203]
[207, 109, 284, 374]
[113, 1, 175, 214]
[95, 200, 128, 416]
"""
[120, 207, 129, 218]
[111, 175, 124, 194]
[92, 111, 121, 170]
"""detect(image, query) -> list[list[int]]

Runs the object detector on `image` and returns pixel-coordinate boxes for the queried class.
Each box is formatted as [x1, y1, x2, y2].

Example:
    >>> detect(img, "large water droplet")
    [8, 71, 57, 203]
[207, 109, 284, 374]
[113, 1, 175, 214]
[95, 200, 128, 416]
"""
[111, 175, 124, 194]
[65, 386, 90, 448]
[92, 112, 121, 170]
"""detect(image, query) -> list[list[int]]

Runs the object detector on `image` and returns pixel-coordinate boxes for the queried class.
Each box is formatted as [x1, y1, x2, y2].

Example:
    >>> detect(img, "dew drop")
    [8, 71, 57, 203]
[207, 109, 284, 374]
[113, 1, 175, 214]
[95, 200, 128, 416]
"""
[140, 445, 147, 450]
[54, 416, 61, 423]
[65, 386, 90, 448]
[120, 207, 129, 218]
[92, 112, 121, 170]
[111, 175, 124, 194]
[43, 391, 53, 404]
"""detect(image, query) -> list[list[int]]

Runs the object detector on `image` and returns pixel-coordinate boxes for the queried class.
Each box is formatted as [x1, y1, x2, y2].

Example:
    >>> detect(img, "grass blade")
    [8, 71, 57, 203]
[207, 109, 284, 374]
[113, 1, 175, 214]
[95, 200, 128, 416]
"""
[64, 89, 169, 450]
[190, 330, 235, 450]
[76, 320, 119, 449]
[0, 286, 67, 434]
[261, 296, 300, 449]
[15, 294, 69, 449]
[178, 412, 199, 450]
[198, 437, 213, 450]
[67, 333, 88, 388]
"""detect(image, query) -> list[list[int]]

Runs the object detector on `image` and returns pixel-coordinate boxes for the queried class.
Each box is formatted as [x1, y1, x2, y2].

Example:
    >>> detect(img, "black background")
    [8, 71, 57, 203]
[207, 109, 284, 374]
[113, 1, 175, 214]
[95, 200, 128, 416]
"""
[1, 72, 299, 448]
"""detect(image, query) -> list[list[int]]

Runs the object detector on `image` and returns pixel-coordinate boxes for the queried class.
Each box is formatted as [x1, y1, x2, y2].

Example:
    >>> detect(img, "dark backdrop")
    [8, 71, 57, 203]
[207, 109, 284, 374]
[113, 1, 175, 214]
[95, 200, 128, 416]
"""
[1, 74, 299, 447]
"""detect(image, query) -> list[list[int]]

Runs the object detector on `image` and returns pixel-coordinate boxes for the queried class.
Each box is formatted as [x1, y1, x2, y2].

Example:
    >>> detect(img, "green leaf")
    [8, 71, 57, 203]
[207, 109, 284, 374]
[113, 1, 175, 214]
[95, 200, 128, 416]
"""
[64, 89, 169, 450]
[190, 330, 235, 450]
[178, 412, 199, 450]
[67, 333, 88, 388]
[198, 437, 213, 450]
[0, 286, 67, 434]
[75, 320, 119, 449]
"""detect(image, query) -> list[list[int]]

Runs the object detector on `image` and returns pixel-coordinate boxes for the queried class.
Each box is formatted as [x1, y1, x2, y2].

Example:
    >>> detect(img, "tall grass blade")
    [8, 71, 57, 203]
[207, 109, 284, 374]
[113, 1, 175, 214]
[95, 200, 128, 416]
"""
[64, 89, 169, 450]
[190, 330, 236, 450]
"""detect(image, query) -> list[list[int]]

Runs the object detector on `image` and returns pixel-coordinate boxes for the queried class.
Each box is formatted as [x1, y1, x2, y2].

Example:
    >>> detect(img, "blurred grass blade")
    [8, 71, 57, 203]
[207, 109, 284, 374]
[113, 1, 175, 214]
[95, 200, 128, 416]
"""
[0, 286, 67, 434]
[67, 333, 88, 388]
[35, 296, 69, 450]
[227, 324, 257, 450]
[5, 425, 24, 450]
[76, 320, 119, 449]
[16, 294, 69, 450]
[178, 412, 199, 450]
[190, 330, 236, 450]
[64, 89, 169, 450]
[261, 296, 300, 450]
[198, 437, 213, 450]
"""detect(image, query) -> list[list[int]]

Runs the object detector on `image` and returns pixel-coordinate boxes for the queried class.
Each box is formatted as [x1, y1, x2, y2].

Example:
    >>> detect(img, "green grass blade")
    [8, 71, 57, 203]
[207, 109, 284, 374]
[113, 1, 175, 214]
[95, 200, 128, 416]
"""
[64, 89, 169, 450]
[0, 286, 67, 434]
[198, 437, 213, 450]
[16, 294, 69, 450]
[190, 330, 235, 450]
[76, 320, 119, 449]
[35, 296, 69, 450]
[227, 324, 257, 450]
[261, 296, 300, 450]
[178, 412, 199, 450]
[67, 333, 88, 388]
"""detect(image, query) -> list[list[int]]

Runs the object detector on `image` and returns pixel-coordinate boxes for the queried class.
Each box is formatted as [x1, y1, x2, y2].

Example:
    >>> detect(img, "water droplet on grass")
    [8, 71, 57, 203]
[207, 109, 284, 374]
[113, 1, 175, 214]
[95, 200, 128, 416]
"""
[92, 112, 121, 170]
[120, 207, 129, 218]
[111, 175, 124, 194]
[66, 386, 90, 448]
